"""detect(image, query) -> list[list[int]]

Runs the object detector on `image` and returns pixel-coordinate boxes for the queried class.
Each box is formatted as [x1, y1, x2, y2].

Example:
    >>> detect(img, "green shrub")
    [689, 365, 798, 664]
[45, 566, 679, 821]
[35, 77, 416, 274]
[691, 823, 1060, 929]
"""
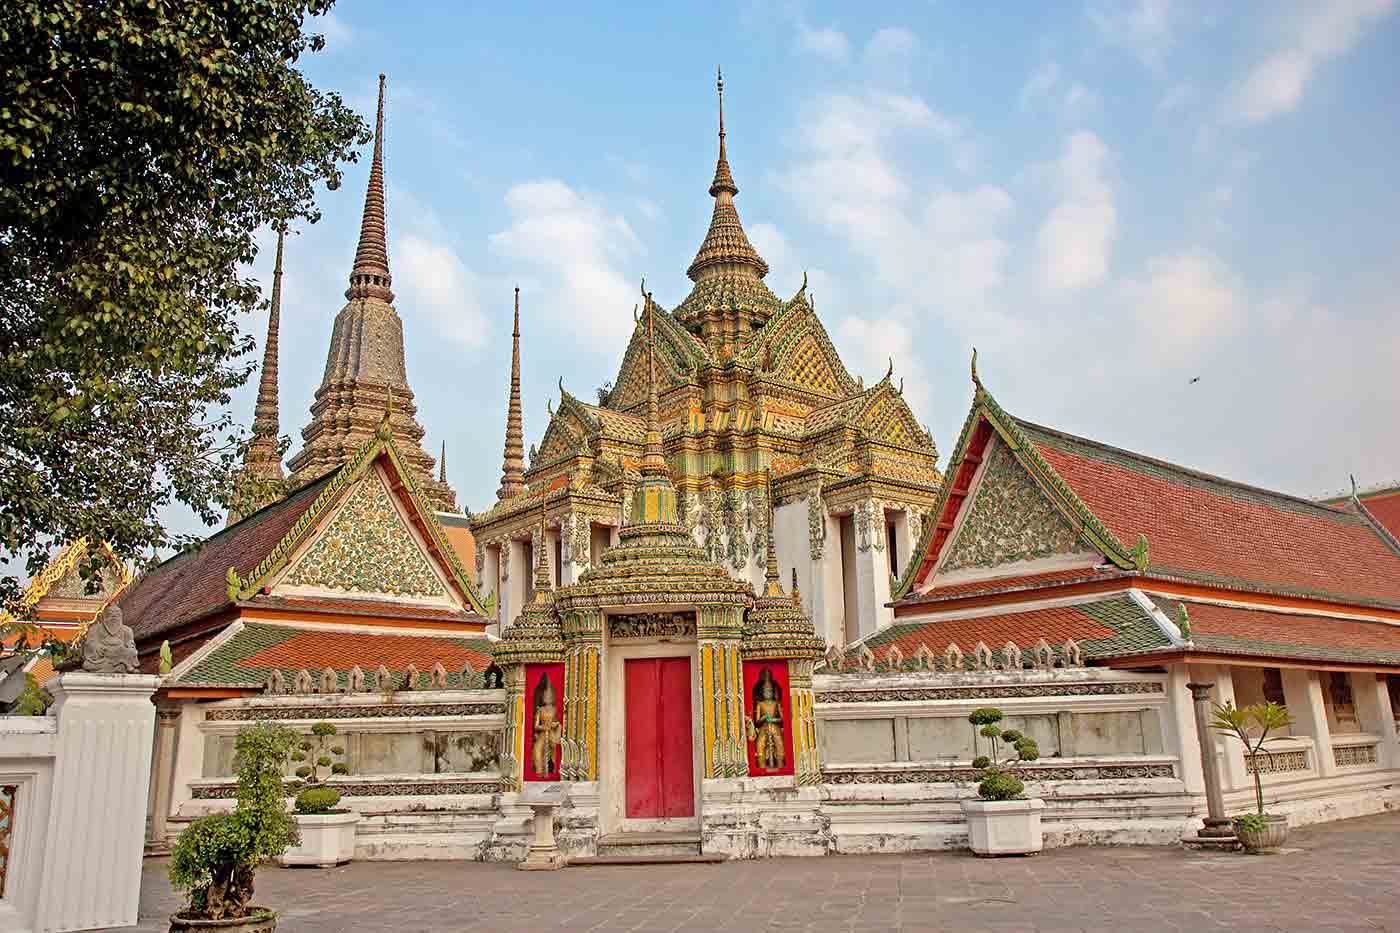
[294, 786, 342, 814]
[290, 720, 348, 784]
[968, 707, 1039, 801]
[1232, 812, 1270, 833]
[169, 723, 299, 921]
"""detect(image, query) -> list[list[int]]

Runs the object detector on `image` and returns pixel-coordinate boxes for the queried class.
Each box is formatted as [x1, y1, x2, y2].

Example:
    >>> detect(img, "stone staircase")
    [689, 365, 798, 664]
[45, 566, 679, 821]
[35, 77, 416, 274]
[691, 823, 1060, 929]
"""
[570, 831, 725, 866]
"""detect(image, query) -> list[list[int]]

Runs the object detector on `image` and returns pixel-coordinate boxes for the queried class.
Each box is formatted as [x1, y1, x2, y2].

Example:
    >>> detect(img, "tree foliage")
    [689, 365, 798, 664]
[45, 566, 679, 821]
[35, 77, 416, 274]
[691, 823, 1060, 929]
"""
[969, 707, 1040, 801]
[0, 0, 368, 608]
[169, 722, 299, 919]
[1211, 700, 1292, 818]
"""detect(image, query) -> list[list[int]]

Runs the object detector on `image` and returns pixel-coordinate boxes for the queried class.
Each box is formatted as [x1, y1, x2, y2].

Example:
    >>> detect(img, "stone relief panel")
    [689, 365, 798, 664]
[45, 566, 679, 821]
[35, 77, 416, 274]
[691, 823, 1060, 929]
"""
[940, 441, 1083, 573]
[284, 470, 446, 598]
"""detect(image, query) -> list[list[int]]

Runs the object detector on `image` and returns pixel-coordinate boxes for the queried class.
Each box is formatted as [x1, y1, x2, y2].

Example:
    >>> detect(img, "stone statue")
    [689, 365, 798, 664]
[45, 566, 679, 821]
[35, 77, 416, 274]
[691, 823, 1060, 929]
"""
[531, 673, 561, 777]
[746, 667, 785, 772]
[80, 604, 139, 674]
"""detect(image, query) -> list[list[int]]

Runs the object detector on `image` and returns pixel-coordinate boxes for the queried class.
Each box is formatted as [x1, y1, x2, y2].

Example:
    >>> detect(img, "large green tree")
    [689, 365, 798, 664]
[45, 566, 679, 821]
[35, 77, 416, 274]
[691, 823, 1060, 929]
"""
[0, 0, 367, 609]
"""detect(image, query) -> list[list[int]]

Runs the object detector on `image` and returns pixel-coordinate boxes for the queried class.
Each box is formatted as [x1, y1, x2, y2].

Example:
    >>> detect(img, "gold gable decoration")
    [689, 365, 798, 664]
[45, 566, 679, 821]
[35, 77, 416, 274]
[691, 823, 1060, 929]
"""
[283, 468, 447, 598]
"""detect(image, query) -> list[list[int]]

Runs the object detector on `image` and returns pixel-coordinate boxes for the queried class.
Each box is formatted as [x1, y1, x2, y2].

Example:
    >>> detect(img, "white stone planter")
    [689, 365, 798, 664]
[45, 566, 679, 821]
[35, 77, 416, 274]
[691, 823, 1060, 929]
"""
[961, 798, 1045, 856]
[280, 812, 359, 868]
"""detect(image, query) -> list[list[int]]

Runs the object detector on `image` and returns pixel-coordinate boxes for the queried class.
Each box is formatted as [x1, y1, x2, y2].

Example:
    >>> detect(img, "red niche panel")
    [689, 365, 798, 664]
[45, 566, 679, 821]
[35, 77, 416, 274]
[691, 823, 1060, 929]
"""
[743, 660, 795, 777]
[524, 663, 564, 782]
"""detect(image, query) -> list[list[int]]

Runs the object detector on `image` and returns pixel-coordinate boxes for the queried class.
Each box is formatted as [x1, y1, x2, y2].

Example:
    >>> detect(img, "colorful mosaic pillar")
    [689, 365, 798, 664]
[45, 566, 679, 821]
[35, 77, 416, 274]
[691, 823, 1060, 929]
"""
[788, 659, 821, 785]
[501, 665, 527, 791]
[560, 609, 603, 782]
[699, 606, 748, 779]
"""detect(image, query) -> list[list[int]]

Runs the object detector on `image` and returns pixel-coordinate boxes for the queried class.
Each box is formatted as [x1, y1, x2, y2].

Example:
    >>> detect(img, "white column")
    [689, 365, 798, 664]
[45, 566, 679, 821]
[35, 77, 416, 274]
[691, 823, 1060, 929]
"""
[1208, 666, 1250, 791]
[505, 538, 528, 627]
[1163, 664, 1205, 794]
[815, 510, 844, 647]
[1282, 668, 1335, 777]
[1354, 673, 1400, 768]
[851, 500, 893, 639]
[36, 672, 160, 933]
[146, 706, 180, 850]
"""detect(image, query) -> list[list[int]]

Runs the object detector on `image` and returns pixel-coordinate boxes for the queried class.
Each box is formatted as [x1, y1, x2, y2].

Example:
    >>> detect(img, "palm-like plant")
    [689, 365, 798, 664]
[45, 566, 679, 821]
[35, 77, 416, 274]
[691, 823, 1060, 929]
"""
[1209, 700, 1292, 821]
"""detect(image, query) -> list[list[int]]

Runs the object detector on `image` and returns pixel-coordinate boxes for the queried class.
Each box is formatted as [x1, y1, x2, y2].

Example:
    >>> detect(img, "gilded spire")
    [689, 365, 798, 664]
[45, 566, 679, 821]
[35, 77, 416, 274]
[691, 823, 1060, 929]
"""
[439, 440, 446, 484]
[710, 66, 737, 198]
[624, 289, 680, 528]
[641, 291, 665, 476]
[685, 69, 769, 284]
[346, 74, 393, 302]
[246, 228, 285, 478]
[763, 471, 783, 598]
[498, 286, 526, 500]
[533, 501, 552, 593]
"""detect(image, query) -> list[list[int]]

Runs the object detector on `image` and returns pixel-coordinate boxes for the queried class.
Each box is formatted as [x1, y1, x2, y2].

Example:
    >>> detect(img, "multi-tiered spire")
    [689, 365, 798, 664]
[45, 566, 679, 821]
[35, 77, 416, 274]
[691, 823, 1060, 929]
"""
[287, 73, 456, 511]
[627, 290, 680, 528]
[246, 228, 286, 481]
[676, 68, 778, 343]
[497, 287, 526, 501]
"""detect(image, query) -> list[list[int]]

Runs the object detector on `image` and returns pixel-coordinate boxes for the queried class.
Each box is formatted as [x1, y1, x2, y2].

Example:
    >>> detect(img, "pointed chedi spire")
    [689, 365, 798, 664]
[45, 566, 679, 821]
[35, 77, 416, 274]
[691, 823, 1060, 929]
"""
[677, 68, 779, 342]
[246, 227, 286, 480]
[439, 440, 446, 484]
[625, 290, 680, 528]
[762, 470, 784, 598]
[498, 286, 526, 501]
[287, 72, 457, 511]
[347, 74, 393, 302]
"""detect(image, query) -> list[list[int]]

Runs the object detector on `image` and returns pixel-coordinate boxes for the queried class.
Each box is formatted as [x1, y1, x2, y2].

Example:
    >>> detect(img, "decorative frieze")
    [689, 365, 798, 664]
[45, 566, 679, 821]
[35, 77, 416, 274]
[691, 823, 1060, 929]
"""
[1245, 749, 1309, 775]
[204, 702, 506, 721]
[192, 778, 508, 799]
[1333, 744, 1377, 768]
[817, 681, 1165, 704]
[807, 488, 826, 560]
[823, 762, 1176, 784]
[608, 612, 698, 640]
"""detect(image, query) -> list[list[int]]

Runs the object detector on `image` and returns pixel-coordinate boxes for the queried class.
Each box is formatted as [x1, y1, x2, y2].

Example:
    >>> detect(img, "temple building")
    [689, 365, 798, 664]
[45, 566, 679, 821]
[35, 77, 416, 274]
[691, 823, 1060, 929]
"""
[470, 71, 941, 647]
[11, 69, 1400, 863]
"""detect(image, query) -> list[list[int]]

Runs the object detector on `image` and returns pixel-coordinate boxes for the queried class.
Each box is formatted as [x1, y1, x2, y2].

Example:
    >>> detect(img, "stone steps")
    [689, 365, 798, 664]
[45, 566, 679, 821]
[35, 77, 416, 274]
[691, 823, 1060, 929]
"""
[577, 830, 718, 864]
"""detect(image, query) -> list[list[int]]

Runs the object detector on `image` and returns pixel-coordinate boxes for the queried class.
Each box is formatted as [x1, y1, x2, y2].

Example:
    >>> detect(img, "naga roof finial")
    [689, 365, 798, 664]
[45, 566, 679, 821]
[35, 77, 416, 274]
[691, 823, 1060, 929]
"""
[884, 357, 894, 382]
[971, 346, 981, 388]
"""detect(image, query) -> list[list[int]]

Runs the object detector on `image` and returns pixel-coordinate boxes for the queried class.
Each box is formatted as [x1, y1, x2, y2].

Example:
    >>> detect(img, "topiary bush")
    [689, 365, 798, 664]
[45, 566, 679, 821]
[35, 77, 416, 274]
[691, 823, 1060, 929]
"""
[291, 720, 348, 783]
[968, 707, 1040, 801]
[169, 722, 299, 921]
[294, 785, 343, 815]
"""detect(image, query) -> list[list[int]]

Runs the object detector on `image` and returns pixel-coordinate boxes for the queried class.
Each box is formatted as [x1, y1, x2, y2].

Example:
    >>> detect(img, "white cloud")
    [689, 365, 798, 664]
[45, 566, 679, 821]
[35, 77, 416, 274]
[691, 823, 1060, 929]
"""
[1019, 62, 1101, 120]
[1020, 62, 1063, 109]
[1087, 0, 1175, 69]
[1232, 0, 1397, 123]
[1122, 250, 1242, 352]
[635, 198, 662, 221]
[797, 23, 851, 62]
[1034, 132, 1116, 294]
[396, 234, 487, 349]
[489, 180, 641, 353]
[832, 315, 931, 415]
[865, 26, 918, 61]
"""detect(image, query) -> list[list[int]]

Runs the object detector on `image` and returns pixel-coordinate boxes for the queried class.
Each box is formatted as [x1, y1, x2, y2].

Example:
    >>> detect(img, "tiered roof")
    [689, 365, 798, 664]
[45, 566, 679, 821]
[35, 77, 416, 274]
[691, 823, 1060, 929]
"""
[883, 354, 1400, 673]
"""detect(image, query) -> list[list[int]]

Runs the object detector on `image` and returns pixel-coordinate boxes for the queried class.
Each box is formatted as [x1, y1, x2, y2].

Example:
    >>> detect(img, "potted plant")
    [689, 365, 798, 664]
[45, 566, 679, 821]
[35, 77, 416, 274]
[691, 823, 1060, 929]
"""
[169, 722, 299, 932]
[1210, 700, 1293, 853]
[279, 721, 359, 867]
[960, 707, 1044, 856]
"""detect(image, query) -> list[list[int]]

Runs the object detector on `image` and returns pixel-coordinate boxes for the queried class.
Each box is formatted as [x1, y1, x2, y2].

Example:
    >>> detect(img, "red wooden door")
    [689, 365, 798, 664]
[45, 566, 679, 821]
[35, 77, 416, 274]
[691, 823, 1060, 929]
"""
[624, 657, 695, 819]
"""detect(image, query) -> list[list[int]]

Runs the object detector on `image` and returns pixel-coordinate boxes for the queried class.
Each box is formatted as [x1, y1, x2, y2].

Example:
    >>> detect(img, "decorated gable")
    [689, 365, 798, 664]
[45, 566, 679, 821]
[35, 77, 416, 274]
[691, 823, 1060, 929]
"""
[281, 466, 448, 600]
[858, 389, 925, 449]
[940, 438, 1087, 573]
[608, 306, 703, 412]
[535, 406, 590, 465]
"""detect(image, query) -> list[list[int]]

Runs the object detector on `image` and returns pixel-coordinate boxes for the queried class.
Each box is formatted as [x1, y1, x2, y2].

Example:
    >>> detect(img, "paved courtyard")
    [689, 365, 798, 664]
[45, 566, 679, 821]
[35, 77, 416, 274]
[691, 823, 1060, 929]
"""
[112, 812, 1400, 932]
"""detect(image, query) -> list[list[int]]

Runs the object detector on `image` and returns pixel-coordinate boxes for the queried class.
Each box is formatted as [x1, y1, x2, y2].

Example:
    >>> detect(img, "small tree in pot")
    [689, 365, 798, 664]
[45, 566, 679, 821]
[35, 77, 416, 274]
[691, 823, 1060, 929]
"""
[169, 723, 298, 931]
[280, 721, 359, 868]
[961, 708, 1045, 856]
[1210, 700, 1293, 853]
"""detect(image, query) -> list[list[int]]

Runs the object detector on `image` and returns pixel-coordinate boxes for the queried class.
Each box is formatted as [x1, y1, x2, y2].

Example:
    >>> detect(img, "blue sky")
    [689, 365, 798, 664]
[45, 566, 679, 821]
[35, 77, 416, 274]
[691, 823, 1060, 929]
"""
[224, 0, 1400, 536]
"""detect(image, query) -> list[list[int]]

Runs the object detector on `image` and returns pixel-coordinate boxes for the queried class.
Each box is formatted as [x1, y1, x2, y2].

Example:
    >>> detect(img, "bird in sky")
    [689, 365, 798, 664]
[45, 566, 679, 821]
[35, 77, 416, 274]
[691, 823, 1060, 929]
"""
[1189, 377, 1201, 384]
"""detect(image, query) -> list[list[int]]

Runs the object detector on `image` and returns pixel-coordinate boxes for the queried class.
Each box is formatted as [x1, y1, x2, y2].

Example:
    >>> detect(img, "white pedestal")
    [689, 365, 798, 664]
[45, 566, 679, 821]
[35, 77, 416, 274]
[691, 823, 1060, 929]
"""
[517, 783, 568, 871]
[961, 798, 1045, 856]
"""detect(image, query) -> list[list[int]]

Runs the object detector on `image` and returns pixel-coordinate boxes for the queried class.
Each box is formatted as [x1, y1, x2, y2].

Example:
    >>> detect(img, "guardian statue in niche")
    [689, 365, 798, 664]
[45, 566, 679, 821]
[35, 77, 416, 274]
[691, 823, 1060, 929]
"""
[531, 672, 561, 777]
[747, 667, 786, 772]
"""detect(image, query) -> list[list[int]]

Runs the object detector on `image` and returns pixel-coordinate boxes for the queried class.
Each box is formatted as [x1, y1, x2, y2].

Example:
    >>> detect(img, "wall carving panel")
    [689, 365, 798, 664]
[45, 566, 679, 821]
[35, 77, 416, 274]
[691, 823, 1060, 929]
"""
[608, 612, 697, 641]
[817, 681, 1164, 704]
[1333, 744, 1378, 768]
[1245, 749, 1309, 774]
[204, 702, 506, 721]
[192, 778, 507, 799]
[941, 441, 1082, 572]
[823, 762, 1175, 784]
[285, 471, 446, 598]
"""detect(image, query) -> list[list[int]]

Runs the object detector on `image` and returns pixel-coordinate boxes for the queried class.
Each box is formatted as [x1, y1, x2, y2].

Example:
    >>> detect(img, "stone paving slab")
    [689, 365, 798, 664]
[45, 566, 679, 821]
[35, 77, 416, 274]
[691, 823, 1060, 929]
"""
[106, 812, 1400, 932]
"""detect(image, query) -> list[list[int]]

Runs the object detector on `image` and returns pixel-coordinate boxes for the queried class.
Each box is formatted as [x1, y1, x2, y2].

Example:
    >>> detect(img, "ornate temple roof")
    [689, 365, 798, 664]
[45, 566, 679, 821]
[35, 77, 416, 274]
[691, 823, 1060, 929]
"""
[897, 354, 1400, 613]
[675, 70, 781, 334]
[287, 74, 455, 511]
[167, 621, 495, 692]
[124, 413, 488, 649]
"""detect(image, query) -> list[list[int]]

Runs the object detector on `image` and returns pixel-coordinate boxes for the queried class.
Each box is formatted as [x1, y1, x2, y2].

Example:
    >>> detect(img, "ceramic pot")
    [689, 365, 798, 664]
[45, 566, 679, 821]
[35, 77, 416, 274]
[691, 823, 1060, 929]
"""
[279, 811, 360, 867]
[961, 798, 1045, 856]
[1235, 814, 1289, 853]
[168, 907, 276, 932]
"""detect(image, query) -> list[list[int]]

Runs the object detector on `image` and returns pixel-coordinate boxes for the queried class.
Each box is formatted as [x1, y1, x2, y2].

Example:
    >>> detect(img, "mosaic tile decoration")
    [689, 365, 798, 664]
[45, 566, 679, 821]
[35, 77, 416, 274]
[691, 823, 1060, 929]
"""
[286, 469, 446, 598]
[0, 784, 15, 897]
